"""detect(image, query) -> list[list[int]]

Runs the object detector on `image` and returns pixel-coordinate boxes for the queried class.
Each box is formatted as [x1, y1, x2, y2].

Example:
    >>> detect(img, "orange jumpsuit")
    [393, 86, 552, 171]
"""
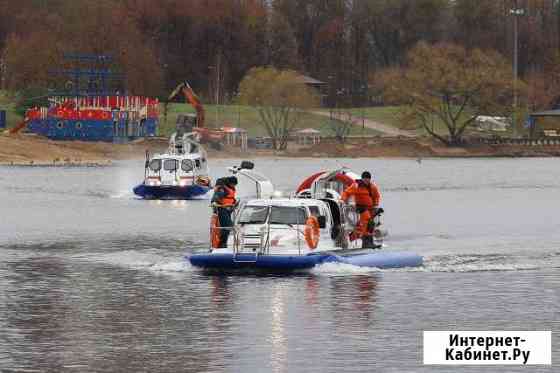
[341, 180, 381, 240]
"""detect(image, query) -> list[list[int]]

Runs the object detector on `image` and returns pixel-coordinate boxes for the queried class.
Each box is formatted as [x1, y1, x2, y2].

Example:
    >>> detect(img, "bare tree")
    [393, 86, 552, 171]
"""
[238, 67, 319, 150]
[326, 110, 353, 143]
[376, 42, 520, 146]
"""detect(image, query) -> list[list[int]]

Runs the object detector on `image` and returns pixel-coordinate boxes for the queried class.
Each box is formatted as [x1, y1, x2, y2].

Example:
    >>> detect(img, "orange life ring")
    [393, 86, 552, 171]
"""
[196, 176, 211, 187]
[210, 214, 221, 248]
[304, 216, 320, 249]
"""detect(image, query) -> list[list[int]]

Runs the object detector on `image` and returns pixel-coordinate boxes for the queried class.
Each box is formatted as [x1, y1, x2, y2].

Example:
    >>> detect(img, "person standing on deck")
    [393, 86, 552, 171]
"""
[341, 171, 382, 248]
[211, 176, 238, 248]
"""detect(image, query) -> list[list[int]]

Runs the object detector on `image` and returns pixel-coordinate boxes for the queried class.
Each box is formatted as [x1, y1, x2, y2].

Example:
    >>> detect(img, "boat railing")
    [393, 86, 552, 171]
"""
[209, 222, 306, 256]
[231, 224, 307, 256]
[214, 221, 382, 253]
[213, 206, 384, 254]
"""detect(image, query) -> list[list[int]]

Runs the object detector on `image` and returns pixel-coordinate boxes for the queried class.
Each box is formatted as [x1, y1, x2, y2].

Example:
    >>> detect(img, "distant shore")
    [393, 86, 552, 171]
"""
[1, 133, 559, 166]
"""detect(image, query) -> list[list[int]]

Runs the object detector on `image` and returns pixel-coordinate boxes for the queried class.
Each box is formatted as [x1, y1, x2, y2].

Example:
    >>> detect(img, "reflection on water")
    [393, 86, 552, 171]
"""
[269, 283, 287, 373]
[1, 158, 559, 372]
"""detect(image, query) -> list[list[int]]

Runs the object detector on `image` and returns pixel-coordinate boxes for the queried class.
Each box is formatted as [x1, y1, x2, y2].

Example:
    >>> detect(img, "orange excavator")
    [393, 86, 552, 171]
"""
[6, 106, 41, 134]
[168, 81, 225, 144]
[7, 117, 31, 134]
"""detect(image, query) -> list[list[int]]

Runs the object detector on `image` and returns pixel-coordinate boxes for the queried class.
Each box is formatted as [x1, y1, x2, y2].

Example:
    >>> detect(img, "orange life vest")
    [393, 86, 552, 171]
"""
[341, 180, 381, 208]
[217, 185, 236, 207]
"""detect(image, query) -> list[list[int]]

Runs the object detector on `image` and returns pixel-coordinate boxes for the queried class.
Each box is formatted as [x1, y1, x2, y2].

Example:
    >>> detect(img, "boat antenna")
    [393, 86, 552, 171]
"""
[144, 149, 149, 179]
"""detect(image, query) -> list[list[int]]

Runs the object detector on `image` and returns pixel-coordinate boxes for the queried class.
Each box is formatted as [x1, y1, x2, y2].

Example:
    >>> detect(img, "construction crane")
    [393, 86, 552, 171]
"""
[168, 81, 224, 144]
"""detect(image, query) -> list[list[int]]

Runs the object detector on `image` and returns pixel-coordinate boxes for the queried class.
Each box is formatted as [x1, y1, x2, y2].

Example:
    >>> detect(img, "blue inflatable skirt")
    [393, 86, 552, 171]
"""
[188, 251, 423, 271]
[133, 183, 211, 200]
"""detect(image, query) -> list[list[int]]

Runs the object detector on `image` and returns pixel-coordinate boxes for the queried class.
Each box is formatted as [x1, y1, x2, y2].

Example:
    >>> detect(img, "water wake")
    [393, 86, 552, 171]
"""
[417, 251, 560, 273]
[312, 262, 381, 275]
[383, 183, 560, 193]
[148, 260, 192, 273]
[6, 185, 115, 199]
[4, 237, 558, 276]
[311, 250, 560, 274]
[109, 189, 135, 199]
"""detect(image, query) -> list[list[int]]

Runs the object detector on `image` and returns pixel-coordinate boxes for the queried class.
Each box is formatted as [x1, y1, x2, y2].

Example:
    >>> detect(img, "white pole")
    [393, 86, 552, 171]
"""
[513, 11, 518, 137]
[510, 8, 524, 137]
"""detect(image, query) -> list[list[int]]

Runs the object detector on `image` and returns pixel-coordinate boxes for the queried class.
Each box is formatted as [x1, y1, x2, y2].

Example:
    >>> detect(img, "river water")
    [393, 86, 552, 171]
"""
[0, 158, 558, 372]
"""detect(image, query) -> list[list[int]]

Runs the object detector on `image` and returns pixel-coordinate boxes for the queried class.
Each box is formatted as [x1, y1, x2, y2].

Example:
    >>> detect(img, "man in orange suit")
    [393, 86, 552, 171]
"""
[341, 171, 382, 248]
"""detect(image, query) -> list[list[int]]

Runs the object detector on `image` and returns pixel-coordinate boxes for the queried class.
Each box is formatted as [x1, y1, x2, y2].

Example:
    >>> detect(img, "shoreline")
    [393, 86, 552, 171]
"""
[1, 134, 559, 167]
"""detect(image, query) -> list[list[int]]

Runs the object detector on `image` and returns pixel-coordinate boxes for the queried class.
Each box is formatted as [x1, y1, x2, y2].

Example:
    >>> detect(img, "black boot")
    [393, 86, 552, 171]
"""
[362, 235, 374, 249]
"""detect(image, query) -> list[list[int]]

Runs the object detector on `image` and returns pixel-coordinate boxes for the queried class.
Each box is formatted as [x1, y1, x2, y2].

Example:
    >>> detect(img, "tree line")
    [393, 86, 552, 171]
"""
[1, 0, 560, 111]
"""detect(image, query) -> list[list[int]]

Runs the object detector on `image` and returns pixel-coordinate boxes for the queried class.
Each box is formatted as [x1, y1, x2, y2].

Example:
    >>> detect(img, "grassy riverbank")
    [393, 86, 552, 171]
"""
[160, 103, 380, 137]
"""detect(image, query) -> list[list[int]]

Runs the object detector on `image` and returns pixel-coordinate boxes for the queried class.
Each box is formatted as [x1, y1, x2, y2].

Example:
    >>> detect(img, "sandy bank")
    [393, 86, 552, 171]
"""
[0, 134, 256, 166]
[1, 134, 559, 166]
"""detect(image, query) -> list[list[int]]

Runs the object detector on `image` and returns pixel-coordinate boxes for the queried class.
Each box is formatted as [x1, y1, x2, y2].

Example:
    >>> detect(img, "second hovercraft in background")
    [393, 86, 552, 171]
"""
[133, 131, 212, 199]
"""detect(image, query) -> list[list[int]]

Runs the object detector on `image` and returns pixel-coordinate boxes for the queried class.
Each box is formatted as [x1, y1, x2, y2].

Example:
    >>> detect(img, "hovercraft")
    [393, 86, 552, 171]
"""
[133, 132, 212, 200]
[187, 163, 422, 271]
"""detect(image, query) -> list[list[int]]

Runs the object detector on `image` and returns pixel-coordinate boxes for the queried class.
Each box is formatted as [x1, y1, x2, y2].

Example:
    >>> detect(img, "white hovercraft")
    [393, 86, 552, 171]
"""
[188, 162, 422, 271]
[133, 131, 212, 199]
